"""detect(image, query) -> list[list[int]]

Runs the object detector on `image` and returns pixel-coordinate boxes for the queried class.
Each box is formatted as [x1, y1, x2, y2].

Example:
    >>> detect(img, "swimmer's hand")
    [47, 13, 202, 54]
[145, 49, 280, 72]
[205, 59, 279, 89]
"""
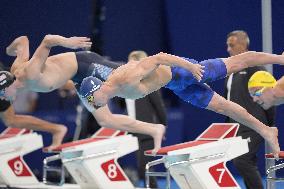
[44, 35, 92, 49]
[61, 37, 92, 49]
[187, 63, 205, 82]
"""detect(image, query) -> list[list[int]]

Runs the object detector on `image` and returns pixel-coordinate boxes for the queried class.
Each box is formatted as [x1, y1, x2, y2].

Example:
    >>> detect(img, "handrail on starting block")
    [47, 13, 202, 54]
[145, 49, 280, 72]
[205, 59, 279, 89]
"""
[265, 151, 284, 189]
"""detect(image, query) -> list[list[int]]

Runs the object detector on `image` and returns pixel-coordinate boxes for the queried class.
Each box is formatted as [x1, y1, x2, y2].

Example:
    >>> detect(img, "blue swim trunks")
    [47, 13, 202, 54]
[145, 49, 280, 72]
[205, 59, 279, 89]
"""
[165, 58, 227, 108]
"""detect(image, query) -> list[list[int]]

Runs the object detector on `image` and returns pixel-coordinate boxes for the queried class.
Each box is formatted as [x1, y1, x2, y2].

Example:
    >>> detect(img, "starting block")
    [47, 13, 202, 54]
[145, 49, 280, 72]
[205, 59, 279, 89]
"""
[145, 123, 249, 189]
[0, 128, 42, 187]
[265, 151, 284, 189]
[43, 128, 143, 189]
[42, 128, 127, 186]
[0, 128, 79, 189]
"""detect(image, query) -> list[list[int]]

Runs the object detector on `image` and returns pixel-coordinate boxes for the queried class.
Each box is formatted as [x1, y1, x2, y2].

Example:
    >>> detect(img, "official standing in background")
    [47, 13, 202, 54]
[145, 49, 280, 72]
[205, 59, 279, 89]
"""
[224, 30, 275, 189]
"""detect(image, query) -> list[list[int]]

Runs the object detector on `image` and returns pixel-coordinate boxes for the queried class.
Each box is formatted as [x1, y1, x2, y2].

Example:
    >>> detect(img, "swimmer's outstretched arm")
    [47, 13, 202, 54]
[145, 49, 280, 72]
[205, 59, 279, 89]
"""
[6, 36, 30, 73]
[26, 35, 92, 80]
[139, 52, 204, 81]
[79, 96, 165, 152]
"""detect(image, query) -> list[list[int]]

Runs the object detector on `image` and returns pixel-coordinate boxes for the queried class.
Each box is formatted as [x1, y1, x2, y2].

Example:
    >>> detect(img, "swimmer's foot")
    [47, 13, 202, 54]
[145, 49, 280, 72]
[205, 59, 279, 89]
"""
[151, 124, 166, 155]
[45, 125, 67, 152]
[263, 127, 280, 159]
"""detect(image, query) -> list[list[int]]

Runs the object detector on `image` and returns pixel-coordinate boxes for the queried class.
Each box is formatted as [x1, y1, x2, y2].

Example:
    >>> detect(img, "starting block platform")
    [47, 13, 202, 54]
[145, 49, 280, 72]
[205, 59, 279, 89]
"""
[145, 123, 249, 189]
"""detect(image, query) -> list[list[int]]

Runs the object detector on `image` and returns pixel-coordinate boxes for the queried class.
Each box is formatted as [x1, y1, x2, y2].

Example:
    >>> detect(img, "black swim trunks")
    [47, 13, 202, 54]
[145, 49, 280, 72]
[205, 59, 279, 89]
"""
[72, 51, 122, 84]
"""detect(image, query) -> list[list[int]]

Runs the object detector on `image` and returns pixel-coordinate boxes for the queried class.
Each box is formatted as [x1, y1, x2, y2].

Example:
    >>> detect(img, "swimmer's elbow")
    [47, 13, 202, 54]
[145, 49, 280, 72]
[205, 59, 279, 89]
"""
[42, 34, 61, 48]
[42, 35, 54, 48]
[150, 52, 173, 67]
[151, 53, 165, 63]
[17, 36, 29, 44]
[153, 52, 168, 61]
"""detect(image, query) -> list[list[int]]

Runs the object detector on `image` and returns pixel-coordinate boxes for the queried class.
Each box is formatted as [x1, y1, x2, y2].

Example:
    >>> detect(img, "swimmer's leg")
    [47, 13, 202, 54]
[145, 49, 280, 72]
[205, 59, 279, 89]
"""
[206, 92, 280, 158]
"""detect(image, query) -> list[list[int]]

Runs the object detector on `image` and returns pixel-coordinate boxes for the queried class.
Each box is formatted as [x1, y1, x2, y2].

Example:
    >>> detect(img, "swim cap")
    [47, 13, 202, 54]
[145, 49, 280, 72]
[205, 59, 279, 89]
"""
[248, 71, 276, 88]
[80, 76, 102, 99]
[0, 71, 15, 91]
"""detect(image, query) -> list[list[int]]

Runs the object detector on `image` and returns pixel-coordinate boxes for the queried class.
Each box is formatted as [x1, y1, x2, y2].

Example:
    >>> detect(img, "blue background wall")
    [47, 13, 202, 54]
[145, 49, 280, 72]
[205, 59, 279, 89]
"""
[0, 0, 284, 177]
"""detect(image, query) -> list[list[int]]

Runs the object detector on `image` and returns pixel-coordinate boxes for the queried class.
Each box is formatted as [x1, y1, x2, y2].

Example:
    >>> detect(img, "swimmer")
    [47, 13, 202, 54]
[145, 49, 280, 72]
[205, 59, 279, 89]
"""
[248, 67, 284, 110]
[88, 51, 284, 157]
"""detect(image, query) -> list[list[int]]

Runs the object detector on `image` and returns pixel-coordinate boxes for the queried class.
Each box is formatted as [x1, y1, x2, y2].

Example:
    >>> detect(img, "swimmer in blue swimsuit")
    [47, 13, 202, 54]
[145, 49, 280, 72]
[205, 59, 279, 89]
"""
[87, 51, 284, 158]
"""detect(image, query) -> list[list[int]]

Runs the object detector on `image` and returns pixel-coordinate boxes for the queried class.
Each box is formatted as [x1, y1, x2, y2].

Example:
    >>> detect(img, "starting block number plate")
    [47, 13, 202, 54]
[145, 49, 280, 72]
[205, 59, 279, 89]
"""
[101, 159, 127, 181]
[209, 162, 237, 187]
[8, 156, 32, 177]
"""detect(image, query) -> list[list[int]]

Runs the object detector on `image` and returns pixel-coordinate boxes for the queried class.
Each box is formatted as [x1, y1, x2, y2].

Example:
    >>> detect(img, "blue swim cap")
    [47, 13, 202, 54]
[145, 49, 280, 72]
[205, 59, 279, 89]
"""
[80, 76, 102, 98]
